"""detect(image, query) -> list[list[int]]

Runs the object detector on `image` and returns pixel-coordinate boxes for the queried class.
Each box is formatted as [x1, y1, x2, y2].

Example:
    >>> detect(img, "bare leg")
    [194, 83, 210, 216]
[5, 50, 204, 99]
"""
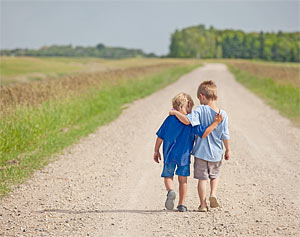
[164, 177, 176, 210]
[178, 176, 187, 206]
[164, 177, 174, 191]
[210, 178, 219, 197]
[198, 180, 207, 208]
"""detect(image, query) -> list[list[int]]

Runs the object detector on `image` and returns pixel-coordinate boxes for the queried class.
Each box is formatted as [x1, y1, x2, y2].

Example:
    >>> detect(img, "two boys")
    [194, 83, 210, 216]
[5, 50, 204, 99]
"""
[154, 81, 230, 212]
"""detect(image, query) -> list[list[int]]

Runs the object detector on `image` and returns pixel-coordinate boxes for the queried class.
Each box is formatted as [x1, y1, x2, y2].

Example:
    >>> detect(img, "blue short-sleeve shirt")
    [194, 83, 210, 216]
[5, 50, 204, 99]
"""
[186, 105, 230, 162]
[156, 115, 207, 166]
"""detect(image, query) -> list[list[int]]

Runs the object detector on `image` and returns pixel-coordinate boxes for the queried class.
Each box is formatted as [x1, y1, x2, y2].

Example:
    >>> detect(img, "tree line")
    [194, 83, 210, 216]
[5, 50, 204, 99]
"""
[0, 43, 156, 59]
[169, 25, 300, 62]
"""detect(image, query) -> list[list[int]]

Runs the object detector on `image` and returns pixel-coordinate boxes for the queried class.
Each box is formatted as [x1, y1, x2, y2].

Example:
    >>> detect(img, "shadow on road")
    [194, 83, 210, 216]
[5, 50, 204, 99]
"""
[36, 208, 202, 214]
[36, 209, 170, 215]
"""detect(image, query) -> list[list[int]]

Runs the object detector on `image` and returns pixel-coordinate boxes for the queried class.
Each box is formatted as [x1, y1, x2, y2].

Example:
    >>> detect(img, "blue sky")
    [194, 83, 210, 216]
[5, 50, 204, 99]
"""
[1, 0, 299, 55]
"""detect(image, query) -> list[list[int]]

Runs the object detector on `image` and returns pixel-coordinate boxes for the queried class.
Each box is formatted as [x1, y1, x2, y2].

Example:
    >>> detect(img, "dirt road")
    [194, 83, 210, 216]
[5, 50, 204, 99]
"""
[1, 64, 300, 236]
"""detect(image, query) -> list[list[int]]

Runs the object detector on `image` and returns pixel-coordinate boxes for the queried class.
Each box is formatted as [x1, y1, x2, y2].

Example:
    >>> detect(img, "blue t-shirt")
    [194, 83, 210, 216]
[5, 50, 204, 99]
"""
[186, 105, 230, 162]
[156, 115, 207, 166]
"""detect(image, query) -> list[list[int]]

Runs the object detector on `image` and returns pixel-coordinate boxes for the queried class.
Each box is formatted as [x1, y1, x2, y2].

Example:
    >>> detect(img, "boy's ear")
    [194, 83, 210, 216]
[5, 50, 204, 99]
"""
[215, 96, 218, 101]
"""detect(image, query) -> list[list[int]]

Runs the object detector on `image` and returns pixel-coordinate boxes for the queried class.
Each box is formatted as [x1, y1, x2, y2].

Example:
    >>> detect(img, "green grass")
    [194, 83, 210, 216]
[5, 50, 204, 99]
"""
[0, 57, 83, 77]
[0, 64, 200, 196]
[0, 57, 193, 85]
[228, 65, 300, 126]
[38, 57, 105, 64]
[239, 59, 300, 67]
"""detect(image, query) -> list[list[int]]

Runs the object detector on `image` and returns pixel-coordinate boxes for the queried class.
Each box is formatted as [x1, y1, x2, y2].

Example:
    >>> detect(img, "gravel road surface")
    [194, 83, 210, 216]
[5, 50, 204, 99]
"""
[1, 64, 299, 236]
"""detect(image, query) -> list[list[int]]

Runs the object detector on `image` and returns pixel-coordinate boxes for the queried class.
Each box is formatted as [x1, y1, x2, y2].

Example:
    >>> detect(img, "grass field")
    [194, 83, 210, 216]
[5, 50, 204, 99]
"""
[1, 56, 299, 196]
[0, 56, 198, 85]
[224, 59, 300, 88]
[224, 59, 300, 127]
[0, 57, 200, 196]
[0, 57, 86, 84]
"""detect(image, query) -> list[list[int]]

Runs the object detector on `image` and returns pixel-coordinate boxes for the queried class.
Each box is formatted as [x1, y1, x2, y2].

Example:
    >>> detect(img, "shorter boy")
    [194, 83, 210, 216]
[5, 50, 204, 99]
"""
[154, 93, 222, 212]
[170, 81, 230, 212]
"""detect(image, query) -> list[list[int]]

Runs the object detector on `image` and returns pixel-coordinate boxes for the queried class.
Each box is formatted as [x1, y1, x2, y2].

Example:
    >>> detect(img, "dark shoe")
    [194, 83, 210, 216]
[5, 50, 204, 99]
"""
[177, 205, 187, 212]
[165, 190, 176, 210]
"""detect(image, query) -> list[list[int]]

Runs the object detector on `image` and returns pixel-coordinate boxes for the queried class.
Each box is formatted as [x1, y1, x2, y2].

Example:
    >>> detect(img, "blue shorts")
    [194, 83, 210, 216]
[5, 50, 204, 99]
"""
[161, 163, 190, 177]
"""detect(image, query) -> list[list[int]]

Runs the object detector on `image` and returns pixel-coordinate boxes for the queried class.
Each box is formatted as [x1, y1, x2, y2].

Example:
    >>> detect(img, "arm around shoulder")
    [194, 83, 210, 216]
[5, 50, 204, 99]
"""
[202, 113, 223, 138]
[169, 110, 190, 125]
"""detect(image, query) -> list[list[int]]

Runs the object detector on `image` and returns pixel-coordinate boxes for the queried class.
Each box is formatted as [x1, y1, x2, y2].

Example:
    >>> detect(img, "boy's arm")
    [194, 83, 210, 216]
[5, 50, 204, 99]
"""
[223, 140, 230, 160]
[154, 137, 163, 163]
[169, 110, 190, 125]
[221, 114, 230, 160]
[193, 113, 223, 138]
[202, 113, 223, 138]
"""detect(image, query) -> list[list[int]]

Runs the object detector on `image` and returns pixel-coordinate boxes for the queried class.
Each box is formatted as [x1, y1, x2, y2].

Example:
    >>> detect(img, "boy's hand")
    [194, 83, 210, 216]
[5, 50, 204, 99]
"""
[154, 151, 161, 163]
[224, 150, 230, 160]
[169, 109, 176, 116]
[214, 113, 223, 124]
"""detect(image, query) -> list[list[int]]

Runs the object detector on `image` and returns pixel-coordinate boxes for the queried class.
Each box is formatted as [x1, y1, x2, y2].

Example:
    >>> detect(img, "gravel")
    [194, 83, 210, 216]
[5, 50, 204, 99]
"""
[1, 64, 299, 236]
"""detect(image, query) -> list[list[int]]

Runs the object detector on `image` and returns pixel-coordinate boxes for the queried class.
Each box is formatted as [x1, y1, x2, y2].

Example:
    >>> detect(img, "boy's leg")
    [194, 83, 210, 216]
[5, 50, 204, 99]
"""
[165, 177, 176, 210]
[164, 177, 174, 191]
[194, 158, 209, 209]
[209, 178, 220, 208]
[175, 164, 190, 209]
[210, 177, 219, 198]
[162, 163, 175, 191]
[198, 180, 207, 208]
[161, 163, 176, 210]
[178, 176, 187, 206]
[208, 160, 222, 208]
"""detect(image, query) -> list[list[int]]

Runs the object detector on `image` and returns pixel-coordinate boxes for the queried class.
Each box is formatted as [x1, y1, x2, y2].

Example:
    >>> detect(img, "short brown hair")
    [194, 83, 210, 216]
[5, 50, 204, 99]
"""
[197, 80, 217, 100]
[172, 92, 194, 111]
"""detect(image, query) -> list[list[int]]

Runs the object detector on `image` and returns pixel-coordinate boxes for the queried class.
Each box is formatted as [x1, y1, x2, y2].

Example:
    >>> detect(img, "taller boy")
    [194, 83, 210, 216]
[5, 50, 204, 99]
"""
[170, 81, 230, 212]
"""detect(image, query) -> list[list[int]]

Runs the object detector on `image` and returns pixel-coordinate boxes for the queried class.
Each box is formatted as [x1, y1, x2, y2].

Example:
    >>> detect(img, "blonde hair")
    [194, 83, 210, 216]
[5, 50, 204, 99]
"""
[197, 80, 217, 100]
[172, 93, 194, 111]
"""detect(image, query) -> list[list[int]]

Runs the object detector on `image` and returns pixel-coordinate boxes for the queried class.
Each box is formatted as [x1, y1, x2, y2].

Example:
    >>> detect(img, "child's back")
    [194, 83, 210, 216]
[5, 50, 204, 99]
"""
[187, 105, 229, 162]
[189, 80, 230, 212]
[156, 115, 194, 166]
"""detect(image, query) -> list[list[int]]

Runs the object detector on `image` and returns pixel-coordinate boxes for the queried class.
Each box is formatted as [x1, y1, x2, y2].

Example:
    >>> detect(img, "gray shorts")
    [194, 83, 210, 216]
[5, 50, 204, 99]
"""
[194, 158, 222, 180]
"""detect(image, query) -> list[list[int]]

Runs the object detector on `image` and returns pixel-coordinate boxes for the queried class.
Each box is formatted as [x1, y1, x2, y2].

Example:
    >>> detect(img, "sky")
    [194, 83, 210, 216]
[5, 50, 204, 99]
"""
[1, 0, 299, 55]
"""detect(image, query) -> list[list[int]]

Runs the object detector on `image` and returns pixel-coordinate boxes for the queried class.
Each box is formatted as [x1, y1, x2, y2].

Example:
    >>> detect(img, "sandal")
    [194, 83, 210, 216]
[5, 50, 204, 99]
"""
[165, 190, 176, 210]
[177, 205, 187, 212]
[198, 206, 208, 212]
[209, 196, 219, 208]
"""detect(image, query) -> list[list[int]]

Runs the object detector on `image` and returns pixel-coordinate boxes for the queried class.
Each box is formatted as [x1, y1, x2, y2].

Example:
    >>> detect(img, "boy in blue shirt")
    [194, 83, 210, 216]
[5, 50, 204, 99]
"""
[154, 93, 223, 212]
[170, 81, 230, 212]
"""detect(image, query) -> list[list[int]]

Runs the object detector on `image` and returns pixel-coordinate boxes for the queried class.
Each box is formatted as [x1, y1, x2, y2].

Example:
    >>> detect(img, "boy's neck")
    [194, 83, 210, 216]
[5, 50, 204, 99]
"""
[178, 107, 187, 115]
[204, 100, 219, 112]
